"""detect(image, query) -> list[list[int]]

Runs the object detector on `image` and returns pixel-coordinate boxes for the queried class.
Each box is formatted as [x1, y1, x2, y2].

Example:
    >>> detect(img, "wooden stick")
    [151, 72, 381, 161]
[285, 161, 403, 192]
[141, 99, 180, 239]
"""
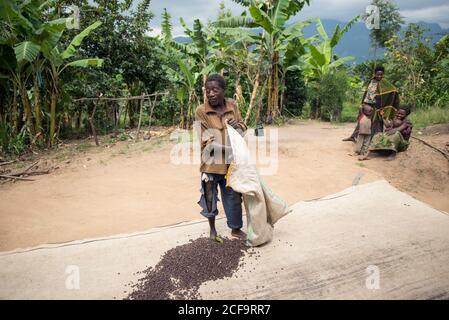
[147, 94, 158, 135]
[136, 94, 145, 140]
[411, 135, 449, 161]
[7, 170, 50, 177]
[0, 160, 15, 166]
[89, 98, 100, 146]
[22, 160, 39, 174]
[73, 92, 169, 102]
[0, 175, 35, 181]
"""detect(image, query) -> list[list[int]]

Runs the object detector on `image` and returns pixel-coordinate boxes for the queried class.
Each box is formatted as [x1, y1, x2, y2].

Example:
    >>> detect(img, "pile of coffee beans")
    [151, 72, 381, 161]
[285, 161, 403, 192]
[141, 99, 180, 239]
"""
[126, 237, 248, 300]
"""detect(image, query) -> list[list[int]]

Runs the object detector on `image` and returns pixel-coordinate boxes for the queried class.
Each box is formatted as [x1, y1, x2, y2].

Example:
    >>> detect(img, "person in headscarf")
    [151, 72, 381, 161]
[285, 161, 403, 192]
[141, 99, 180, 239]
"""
[343, 66, 400, 142]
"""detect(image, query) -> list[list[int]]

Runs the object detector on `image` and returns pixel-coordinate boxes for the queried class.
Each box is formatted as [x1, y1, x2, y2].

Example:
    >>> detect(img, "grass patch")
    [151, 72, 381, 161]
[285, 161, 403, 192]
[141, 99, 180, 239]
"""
[75, 142, 93, 152]
[409, 106, 449, 128]
[54, 152, 68, 161]
[15, 162, 26, 169]
[300, 101, 359, 123]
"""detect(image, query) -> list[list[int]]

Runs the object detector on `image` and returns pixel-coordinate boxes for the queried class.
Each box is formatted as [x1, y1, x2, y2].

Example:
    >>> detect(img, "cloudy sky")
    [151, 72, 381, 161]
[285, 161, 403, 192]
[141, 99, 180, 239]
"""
[144, 0, 449, 36]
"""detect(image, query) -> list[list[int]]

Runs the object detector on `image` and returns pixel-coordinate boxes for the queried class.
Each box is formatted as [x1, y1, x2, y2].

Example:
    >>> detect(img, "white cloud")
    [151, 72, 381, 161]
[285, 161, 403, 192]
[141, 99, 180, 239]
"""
[147, 27, 162, 37]
[401, 4, 449, 28]
[146, 0, 449, 34]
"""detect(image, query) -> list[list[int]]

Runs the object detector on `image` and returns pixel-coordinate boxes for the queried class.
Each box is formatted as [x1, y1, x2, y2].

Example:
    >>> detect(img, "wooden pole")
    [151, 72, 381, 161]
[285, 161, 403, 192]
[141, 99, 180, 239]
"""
[73, 92, 168, 102]
[89, 97, 100, 146]
[0, 160, 16, 166]
[147, 94, 158, 138]
[0, 175, 35, 181]
[136, 94, 145, 140]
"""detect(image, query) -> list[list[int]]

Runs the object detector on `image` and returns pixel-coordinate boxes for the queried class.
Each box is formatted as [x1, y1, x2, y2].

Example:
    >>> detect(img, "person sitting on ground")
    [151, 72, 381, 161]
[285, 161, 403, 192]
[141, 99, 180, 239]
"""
[195, 74, 247, 242]
[343, 66, 400, 142]
[360, 105, 413, 161]
[354, 104, 373, 161]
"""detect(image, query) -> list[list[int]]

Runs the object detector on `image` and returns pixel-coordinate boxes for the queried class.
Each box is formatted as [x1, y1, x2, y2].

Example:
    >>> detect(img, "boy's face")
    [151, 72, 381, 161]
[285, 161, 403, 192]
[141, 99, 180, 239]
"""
[205, 81, 224, 107]
[362, 104, 373, 117]
[396, 109, 407, 120]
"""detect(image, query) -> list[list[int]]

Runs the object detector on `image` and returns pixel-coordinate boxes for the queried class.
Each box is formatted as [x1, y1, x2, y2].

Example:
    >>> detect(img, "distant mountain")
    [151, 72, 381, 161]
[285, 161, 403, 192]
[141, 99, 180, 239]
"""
[173, 36, 191, 44]
[174, 19, 449, 63]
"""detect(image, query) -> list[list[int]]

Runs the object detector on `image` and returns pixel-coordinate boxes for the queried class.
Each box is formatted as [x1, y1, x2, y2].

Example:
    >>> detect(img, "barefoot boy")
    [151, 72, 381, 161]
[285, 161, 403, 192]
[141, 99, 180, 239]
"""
[195, 74, 247, 241]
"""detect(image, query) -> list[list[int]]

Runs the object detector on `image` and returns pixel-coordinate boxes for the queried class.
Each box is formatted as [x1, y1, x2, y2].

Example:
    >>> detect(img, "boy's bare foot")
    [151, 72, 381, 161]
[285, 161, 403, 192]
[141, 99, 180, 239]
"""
[231, 229, 246, 239]
[358, 154, 370, 161]
[342, 136, 355, 142]
[210, 228, 217, 240]
[385, 153, 396, 161]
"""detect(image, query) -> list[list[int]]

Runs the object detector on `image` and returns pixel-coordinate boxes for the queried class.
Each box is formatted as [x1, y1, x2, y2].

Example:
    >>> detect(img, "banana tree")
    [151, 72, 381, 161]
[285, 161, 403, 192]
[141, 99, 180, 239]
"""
[216, 0, 311, 122]
[37, 20, 104, 146]
[294, 17, 358, 79]
[287, 17, 359, 118]
[162, 9, 224, 116]
[174, 59, 201, 129]
[1, 0, 103, 146]
[0, 0, 47, 139]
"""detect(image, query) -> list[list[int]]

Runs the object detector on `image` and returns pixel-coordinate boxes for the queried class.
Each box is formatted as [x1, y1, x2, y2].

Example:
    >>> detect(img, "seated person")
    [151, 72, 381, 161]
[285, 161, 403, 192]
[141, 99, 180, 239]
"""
[361, 105, 413, 161]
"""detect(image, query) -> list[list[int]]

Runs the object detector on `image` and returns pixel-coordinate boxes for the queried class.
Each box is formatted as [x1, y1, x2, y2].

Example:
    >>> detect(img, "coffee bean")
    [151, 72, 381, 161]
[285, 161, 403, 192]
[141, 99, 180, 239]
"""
[125, 237, 248, 300]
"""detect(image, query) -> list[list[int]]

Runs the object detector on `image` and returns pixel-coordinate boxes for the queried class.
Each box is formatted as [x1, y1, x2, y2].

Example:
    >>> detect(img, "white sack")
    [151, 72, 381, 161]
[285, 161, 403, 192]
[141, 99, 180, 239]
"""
[226, 125, 290, 246]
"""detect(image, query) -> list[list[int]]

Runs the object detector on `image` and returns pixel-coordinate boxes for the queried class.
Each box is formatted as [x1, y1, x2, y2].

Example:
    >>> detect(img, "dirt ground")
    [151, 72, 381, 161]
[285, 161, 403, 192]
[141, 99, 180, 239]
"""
[1, 121, 448, 251]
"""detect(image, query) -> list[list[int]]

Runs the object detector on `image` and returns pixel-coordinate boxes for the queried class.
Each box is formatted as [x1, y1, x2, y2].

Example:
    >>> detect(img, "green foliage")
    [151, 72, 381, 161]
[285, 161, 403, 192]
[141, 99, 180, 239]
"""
[341, 101, 359, 123]
[60, 21, 102, 60]
[308, 70, 350, 121]
[297, 17, 357, 79]
[351, 59, 387, 84]
[0, 119, 27, 155]
[283, 69, 307, 116]
[385, 23, 449, 109]
[14, 41, 41, 63]
[3, 0, 447, 157]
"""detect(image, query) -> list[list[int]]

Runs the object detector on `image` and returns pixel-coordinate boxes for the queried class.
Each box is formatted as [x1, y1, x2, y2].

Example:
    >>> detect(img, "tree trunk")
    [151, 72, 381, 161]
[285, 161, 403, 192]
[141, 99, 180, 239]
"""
[128, 100, 136, 128]
[12, 82, 18, 135]
[113, 101, 120, 137]
[136, 95, 145, 140]
[279, 72, 286, 115]
[33, 70, 43, 144]
[123, 100, 129, 129]
[89, 99, 100, 146]
[49, 91, 57, 146]
[202, 74, 207, 105]
[19, 83, 36, 138]
[266, 62, 273, 123]
[180, 104, 186, 129]
[234, 75, 244, 111]
[244, 72, 260, 125]
[147, 95, 157, 134]
[75, 110, 82, 130]
[271, 52, 280, 121]
[187, 101, 192, 129]
[244, 41, 264, 125]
